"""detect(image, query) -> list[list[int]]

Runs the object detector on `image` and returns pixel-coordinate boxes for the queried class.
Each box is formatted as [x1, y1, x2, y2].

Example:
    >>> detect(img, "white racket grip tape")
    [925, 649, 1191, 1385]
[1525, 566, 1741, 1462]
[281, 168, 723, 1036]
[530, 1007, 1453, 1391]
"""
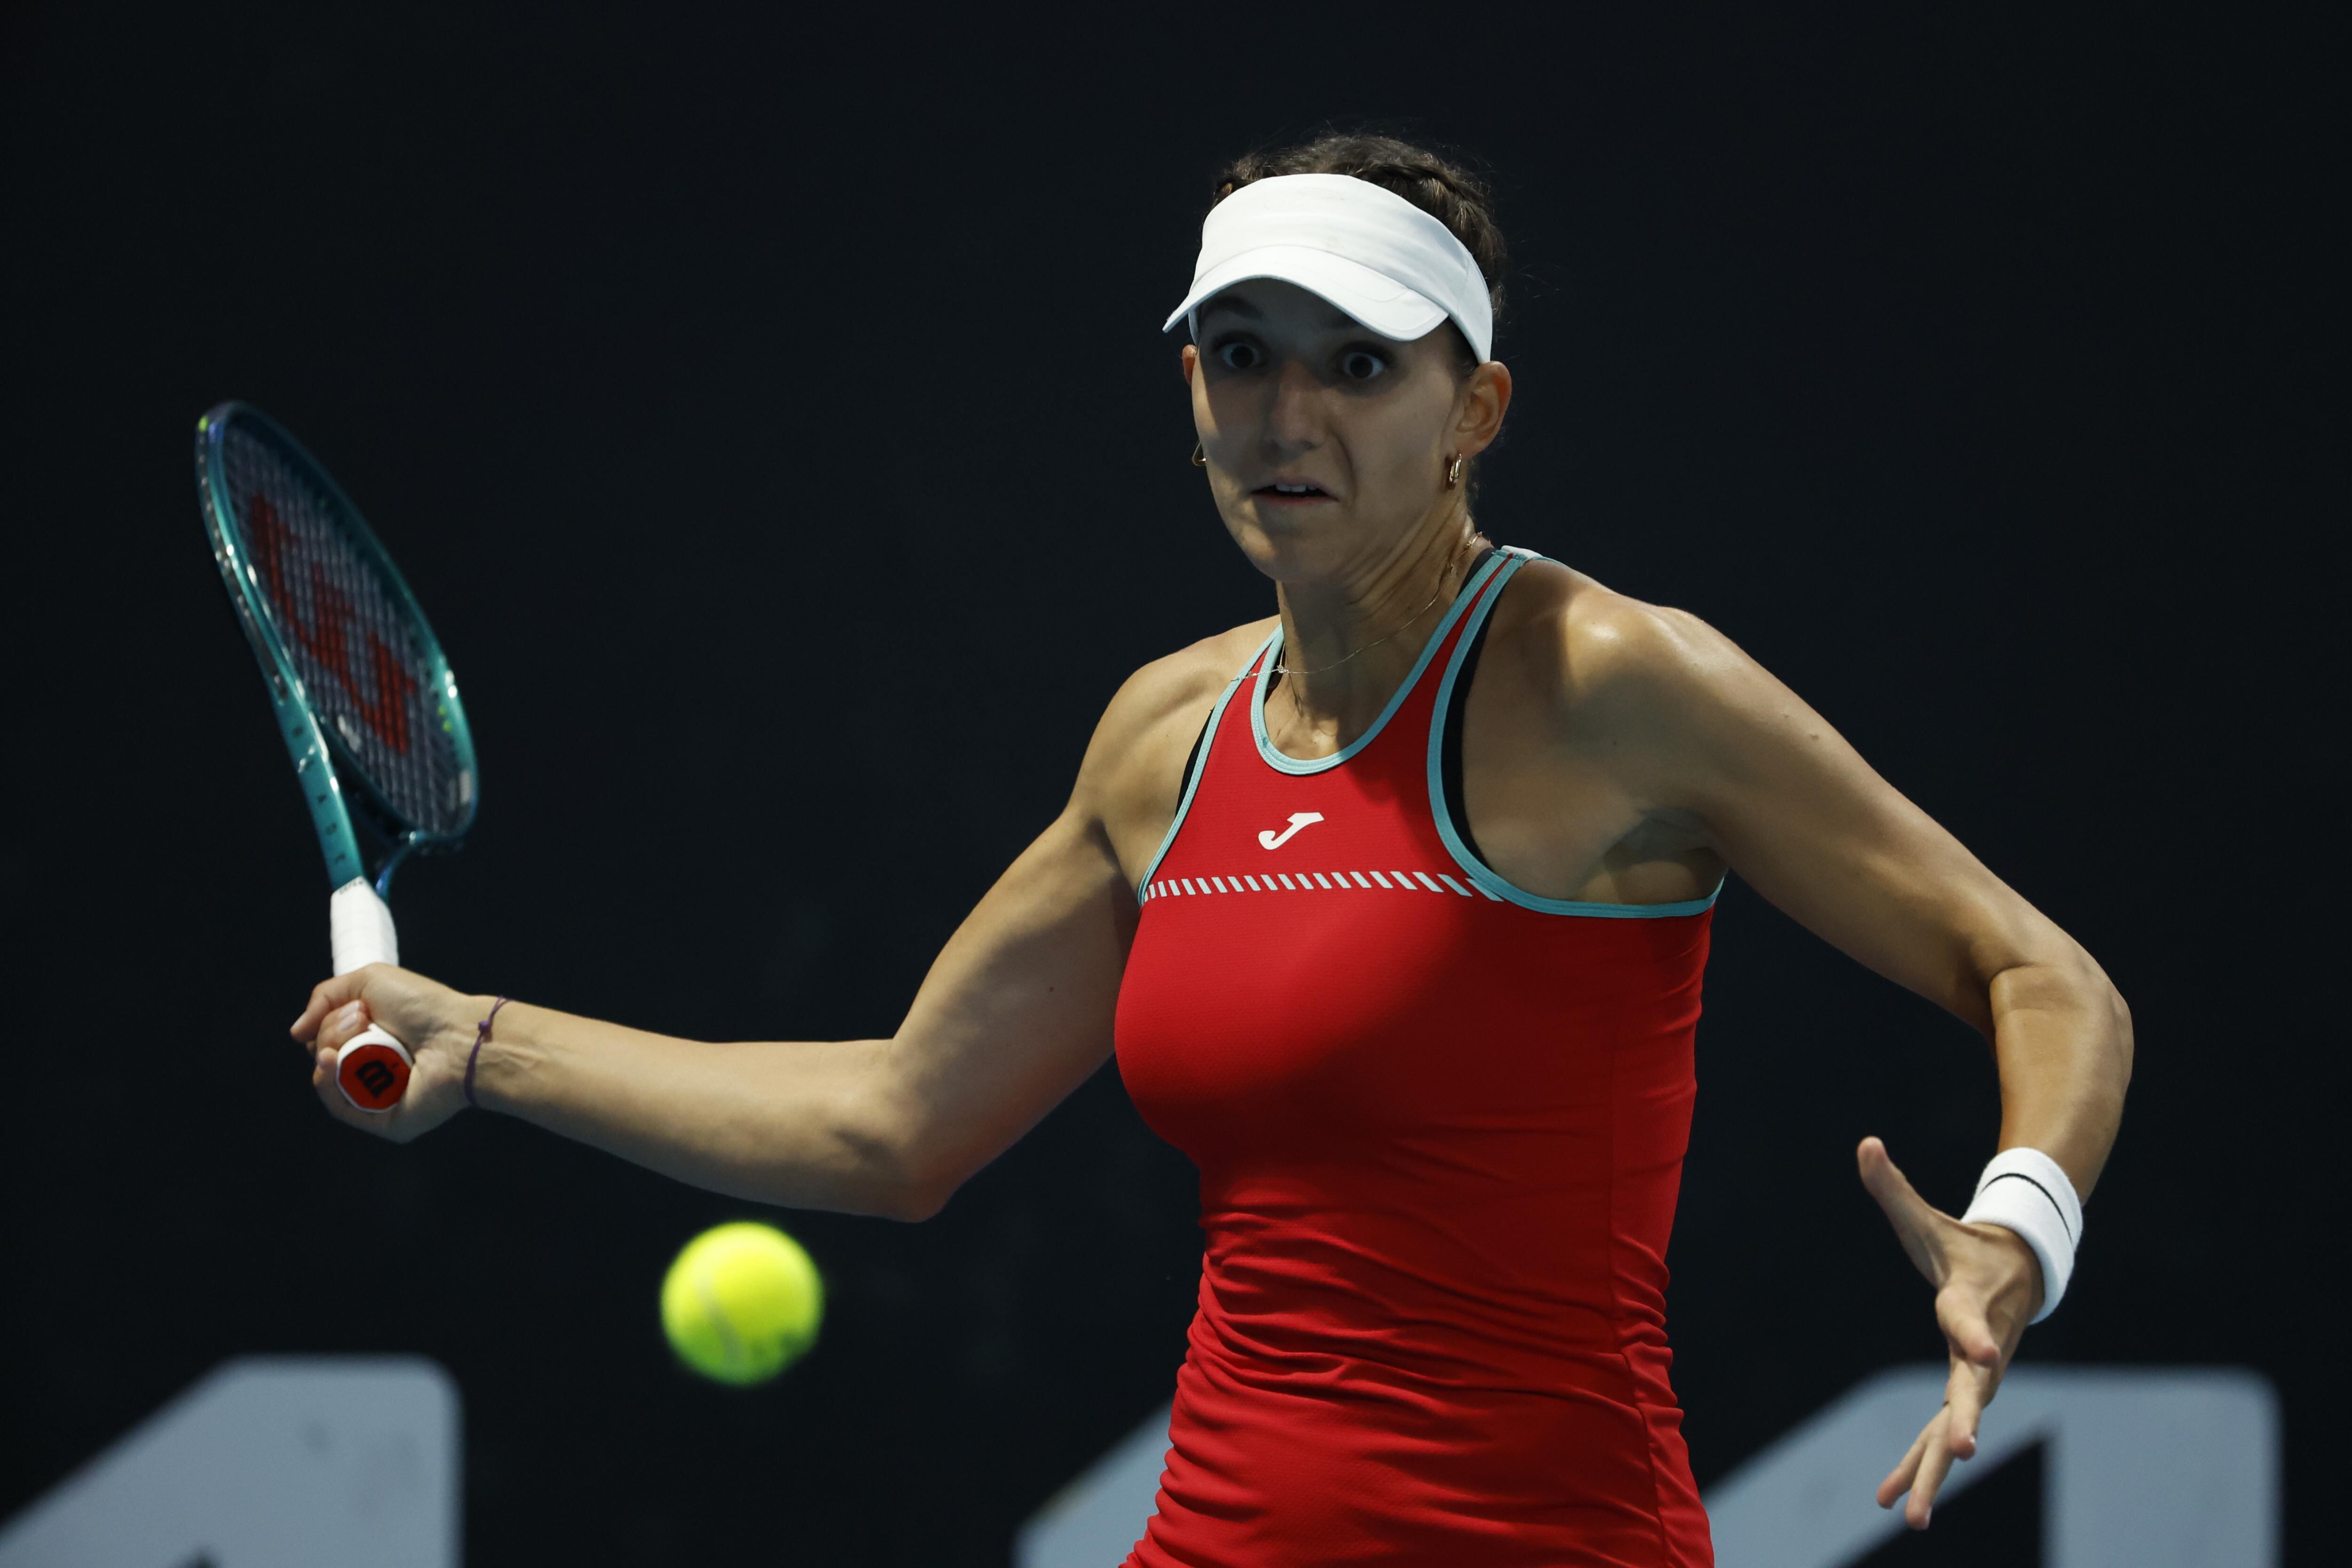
[331, 877, 399, 973]
[327, 878, 411, 1112]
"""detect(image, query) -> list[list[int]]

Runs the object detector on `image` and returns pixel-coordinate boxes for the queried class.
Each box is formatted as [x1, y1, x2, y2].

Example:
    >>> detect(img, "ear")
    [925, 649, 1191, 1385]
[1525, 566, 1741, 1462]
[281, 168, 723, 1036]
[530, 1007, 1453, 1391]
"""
[1452, 360, 1514, 460]
[1180, 343, 1199, 385]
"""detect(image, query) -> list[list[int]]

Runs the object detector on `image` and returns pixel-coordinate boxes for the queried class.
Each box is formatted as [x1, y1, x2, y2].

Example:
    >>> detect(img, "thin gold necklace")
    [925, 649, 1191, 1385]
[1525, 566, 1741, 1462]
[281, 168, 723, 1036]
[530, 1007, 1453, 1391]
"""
[1269, 538, 1482, 679]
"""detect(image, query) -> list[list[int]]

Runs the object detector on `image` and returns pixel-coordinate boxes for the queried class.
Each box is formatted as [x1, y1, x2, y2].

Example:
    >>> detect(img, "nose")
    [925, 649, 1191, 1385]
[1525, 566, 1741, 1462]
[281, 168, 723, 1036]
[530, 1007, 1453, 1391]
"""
[1262, 358, 1326, 453]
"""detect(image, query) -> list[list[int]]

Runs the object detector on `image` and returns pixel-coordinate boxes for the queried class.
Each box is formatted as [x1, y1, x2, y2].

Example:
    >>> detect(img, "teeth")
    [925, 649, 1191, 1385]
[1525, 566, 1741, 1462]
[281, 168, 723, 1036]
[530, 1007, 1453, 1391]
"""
[1275, 484, 1314, 494]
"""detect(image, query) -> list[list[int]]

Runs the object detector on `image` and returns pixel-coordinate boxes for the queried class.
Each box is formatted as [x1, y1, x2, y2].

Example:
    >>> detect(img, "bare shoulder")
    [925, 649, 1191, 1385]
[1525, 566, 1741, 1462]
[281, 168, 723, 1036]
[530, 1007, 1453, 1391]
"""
[1074, 618, 1274, 867]
[1085, 619, 1271, 768]
[1481, 556, 1767, 725]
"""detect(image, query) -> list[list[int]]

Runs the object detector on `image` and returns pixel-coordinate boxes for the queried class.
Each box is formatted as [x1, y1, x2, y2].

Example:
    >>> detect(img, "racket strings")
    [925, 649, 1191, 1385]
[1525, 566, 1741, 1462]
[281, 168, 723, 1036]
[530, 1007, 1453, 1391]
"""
[222, 429, 470, 835]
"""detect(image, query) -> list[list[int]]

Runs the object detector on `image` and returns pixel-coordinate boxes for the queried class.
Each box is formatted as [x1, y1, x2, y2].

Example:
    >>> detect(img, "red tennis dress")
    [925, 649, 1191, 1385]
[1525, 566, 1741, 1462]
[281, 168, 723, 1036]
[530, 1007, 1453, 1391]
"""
[1113, 549, 1717, 1567]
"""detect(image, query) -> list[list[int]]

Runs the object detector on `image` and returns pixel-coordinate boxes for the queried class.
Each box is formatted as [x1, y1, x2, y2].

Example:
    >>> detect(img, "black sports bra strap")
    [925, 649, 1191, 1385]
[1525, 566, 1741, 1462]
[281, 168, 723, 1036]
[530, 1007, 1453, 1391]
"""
[1438, 550, 1519, 873]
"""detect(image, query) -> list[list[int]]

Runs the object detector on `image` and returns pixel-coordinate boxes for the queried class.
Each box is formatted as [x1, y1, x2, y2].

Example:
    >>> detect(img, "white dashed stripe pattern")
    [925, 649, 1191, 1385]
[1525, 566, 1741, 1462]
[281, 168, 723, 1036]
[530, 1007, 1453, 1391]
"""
[1142, 870, 1495, 901]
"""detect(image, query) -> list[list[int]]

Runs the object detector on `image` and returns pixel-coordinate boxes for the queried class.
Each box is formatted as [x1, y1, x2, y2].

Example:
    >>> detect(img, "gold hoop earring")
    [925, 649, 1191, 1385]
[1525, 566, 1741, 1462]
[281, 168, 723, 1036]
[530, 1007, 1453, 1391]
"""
[1445, 453, 1465, 489]
[1191, 443, 1207, 468]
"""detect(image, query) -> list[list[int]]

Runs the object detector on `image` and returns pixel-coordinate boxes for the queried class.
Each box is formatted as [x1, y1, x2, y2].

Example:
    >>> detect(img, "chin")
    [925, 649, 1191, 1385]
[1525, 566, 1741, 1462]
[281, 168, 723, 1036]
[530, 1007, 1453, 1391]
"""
[1224, 505, 1358, 583]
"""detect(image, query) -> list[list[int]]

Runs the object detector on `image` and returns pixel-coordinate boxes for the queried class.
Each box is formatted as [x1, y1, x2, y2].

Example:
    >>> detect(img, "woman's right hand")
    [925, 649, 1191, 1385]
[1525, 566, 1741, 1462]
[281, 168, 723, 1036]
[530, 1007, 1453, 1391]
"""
[291, 966, 493, 1141]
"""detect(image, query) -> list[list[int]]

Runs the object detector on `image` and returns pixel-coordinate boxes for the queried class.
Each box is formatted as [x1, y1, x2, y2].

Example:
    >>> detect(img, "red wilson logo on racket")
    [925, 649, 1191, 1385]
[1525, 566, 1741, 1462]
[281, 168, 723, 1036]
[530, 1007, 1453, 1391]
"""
[337, 1040, 413, 1112]
[245, 492, 421, 755]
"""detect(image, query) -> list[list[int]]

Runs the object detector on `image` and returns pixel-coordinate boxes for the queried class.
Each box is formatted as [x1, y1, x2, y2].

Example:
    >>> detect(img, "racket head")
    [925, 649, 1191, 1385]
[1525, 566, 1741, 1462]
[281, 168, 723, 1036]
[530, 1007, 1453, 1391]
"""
[196, 403, 479, 880]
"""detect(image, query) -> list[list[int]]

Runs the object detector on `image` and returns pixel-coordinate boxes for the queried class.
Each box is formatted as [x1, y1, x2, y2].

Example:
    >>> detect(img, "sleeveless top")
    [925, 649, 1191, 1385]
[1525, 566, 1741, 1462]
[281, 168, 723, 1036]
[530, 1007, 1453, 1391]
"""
[1113, 548, 1719, 1567]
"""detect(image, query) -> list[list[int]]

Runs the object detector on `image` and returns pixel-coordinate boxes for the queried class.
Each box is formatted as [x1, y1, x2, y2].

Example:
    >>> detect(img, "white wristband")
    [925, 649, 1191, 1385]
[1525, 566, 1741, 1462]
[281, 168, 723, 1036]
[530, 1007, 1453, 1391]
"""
[1961, 1147, 2082, 1322]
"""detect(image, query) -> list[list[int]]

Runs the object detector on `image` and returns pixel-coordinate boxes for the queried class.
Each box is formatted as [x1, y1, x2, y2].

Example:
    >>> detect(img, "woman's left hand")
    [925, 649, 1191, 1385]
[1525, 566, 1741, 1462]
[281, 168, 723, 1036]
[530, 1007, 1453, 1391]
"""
[1857, 1136, 2042, 1529]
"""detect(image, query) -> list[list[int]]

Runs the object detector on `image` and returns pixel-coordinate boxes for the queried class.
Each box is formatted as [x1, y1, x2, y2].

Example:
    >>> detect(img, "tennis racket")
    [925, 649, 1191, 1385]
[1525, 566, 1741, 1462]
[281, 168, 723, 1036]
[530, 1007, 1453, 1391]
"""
[195, 402, 480, 1112]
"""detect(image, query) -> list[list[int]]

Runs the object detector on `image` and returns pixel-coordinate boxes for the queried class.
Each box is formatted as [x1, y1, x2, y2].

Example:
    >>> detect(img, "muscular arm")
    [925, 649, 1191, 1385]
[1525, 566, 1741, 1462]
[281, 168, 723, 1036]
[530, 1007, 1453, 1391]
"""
[292, 639, 1240, 1219]
[1573, 601, 2132, 1192]
[467, 801, 1136, 1219]
[1558, 591, 2133, 1525]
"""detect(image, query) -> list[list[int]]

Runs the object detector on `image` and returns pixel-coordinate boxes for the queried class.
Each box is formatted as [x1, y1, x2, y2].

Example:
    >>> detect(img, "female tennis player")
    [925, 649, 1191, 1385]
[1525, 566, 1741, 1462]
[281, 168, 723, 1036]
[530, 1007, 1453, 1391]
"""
[293, 135, 2131, 1565]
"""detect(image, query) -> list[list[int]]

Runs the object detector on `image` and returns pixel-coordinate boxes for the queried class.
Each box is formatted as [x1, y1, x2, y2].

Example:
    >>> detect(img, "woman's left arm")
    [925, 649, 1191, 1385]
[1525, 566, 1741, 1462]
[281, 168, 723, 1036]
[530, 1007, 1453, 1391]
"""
[1573, 597, 2133, 1529]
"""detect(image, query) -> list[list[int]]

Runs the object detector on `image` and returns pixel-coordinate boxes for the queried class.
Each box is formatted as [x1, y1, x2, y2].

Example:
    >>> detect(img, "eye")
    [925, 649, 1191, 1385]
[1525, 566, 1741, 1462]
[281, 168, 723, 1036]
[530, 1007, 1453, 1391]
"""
[1216, 340, 1262, 371]
[1340, 349, 1388, 382]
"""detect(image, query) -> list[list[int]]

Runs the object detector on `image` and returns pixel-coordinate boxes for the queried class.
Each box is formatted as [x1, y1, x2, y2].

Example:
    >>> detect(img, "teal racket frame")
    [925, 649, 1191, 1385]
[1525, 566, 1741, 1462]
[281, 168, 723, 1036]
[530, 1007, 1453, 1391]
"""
[195, 402, 479, 897]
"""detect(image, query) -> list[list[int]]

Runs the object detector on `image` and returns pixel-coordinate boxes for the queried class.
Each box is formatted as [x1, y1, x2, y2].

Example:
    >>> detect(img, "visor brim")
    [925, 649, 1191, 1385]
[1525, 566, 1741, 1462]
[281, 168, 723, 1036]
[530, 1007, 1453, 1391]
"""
[1161, 245, 1450, 345]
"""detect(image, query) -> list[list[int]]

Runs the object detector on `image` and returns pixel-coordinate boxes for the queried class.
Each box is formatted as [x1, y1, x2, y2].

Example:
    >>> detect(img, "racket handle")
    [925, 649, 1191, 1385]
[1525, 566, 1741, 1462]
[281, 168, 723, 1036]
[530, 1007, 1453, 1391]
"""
[336, 1025, 415, 1112]
[331, 877, 399, 971]
[328, 878, 410, 1112]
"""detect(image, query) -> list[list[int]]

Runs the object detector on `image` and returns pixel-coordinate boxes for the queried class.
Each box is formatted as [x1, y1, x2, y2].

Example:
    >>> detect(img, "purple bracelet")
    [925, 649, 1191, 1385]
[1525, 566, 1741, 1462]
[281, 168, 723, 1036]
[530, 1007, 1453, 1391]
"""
[463, 997, 509, 1109]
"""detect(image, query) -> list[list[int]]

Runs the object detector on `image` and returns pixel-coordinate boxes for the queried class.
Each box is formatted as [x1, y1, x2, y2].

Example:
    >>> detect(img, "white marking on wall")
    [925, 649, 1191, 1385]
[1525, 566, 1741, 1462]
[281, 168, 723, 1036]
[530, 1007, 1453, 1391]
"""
[0, 1357, 461, 1568]
[1350, 872, 1374, 888]
[1014, 1402, 1174, 1568]
[1367, 871, 1395, 888]
[1437, 874, 1475, 897]
[1412, 872, 1446, 892]
[1311, 873, 1335, 889]
[1704, 1365, 2277, 1568]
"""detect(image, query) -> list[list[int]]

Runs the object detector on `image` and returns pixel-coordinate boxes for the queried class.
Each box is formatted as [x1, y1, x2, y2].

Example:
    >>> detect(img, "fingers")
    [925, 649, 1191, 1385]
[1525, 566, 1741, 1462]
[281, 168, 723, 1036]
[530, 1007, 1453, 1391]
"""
[1905, 1410, 1956, 1529]
[1857, 1136, 1948, 1286]
[303, 999, 381, 1128]
[291, 973, 370, 1043]
[1855, 1137, 1932, 1226]
[314, 999, 375, 1056]
[1860, 1138, 2025, 1530]
[1938, 1284, 2004, 1373]
[1875, 1406, 1951, 1528]
[1944, 1355, 1988, 1462]
[288, 966, 475, 1144]
[1878, 1360, 2002, 1528]
[1909, 1349, 2002, 1526]
[1876, 1416, 1933, 1509]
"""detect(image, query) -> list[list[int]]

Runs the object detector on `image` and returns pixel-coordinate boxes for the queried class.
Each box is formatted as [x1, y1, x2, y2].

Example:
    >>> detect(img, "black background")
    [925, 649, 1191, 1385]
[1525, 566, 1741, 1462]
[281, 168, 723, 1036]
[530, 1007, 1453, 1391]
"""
[1, 5, 2337, 1564]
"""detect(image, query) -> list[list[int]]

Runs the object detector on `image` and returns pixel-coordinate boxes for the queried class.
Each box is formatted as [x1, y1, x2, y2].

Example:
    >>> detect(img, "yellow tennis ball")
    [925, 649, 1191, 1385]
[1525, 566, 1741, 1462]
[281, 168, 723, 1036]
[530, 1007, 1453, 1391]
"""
[660, 1222, 824, 1386]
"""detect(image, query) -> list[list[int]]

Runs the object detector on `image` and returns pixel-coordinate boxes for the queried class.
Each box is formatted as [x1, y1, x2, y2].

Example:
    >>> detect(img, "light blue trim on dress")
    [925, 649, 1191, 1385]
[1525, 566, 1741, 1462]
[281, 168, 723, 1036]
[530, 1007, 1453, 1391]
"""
[1136, 629, 1279, 897]
[1250, 548, 1512, 775]
[1425, 550, 1725, 920]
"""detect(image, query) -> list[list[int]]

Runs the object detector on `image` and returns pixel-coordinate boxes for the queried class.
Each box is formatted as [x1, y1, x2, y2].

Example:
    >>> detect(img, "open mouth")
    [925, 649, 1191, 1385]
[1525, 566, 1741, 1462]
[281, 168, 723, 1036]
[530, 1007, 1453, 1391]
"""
[1254, 482, 1333, 503]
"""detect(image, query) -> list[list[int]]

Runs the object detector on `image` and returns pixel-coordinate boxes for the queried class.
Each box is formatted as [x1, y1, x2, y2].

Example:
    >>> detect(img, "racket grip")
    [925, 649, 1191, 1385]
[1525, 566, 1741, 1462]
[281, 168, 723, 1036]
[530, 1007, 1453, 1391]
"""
[330, 877, 399, 972]
[328, 878, 410, 1112]
[336, 1025, 415, 1112]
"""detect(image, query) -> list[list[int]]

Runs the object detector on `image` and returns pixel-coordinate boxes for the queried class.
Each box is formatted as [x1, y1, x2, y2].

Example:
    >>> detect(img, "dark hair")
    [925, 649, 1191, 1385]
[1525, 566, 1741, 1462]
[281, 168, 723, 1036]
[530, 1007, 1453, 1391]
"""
[1209, 132, 1506, 371]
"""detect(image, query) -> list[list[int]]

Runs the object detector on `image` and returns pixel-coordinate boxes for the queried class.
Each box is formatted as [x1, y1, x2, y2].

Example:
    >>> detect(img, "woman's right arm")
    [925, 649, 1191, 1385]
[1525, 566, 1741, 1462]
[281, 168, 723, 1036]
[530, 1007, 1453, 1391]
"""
[291, 647, 1228, 1220]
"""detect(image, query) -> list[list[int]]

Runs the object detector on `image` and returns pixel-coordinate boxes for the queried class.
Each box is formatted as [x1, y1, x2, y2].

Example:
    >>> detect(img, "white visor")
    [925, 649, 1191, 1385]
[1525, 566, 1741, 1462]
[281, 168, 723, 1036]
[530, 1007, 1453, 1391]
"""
[1161, 172, 1493, 363]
